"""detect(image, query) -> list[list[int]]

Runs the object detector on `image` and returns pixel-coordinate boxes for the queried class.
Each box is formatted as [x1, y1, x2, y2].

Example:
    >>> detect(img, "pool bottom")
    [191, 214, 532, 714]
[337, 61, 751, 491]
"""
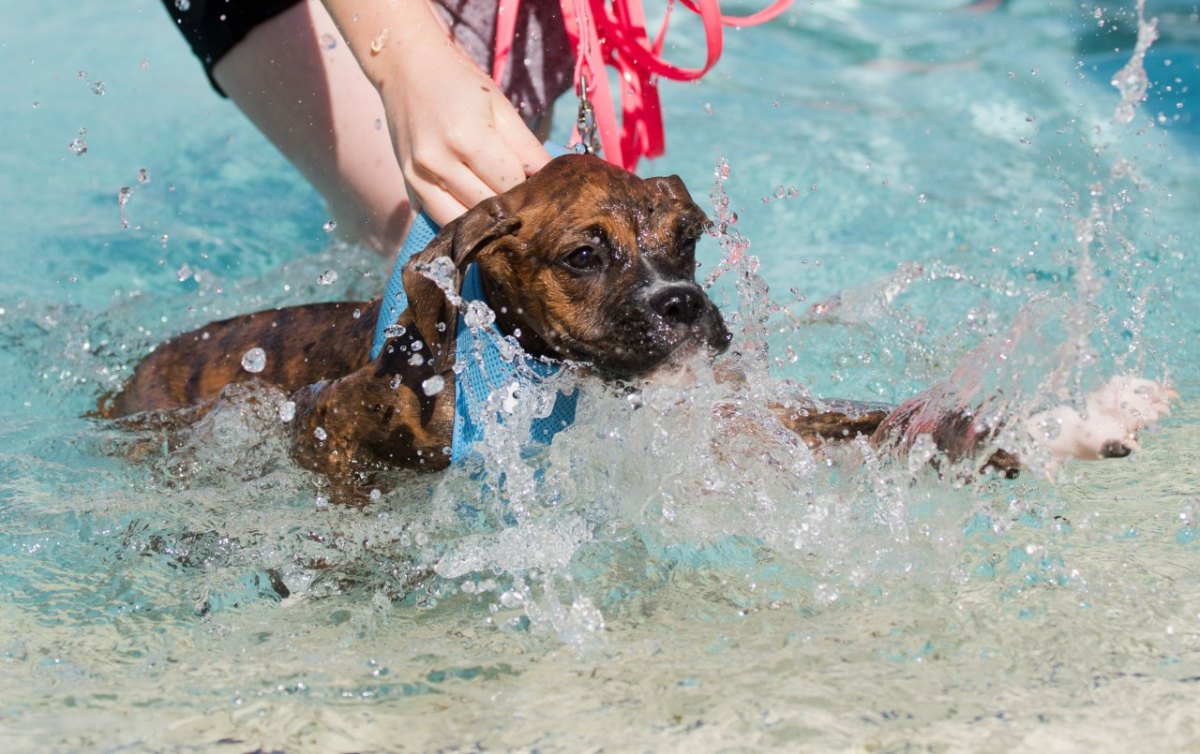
[1, 397, 1197, 753]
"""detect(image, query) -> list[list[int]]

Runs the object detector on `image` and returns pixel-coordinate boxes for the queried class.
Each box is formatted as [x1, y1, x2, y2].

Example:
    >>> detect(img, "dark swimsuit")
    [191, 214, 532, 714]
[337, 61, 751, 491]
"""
[159, 0, 573, 123]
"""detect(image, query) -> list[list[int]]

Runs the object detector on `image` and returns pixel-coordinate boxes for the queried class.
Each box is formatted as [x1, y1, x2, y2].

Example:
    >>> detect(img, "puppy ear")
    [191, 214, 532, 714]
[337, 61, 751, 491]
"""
[401, 196, 521, 372]
[647, 175, 707, 234]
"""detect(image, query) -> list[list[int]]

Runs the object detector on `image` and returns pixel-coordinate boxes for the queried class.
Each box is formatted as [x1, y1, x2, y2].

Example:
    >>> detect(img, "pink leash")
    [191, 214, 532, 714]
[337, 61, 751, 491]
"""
[492, 0, 794, 171]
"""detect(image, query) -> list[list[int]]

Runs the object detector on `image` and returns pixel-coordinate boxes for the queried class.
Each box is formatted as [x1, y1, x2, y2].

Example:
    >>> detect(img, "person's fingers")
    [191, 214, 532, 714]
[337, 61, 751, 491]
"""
[410, 185, 467, 227]
[492, 102, 552, 176]
[438, 89, 550, 193]
[454, 137, 533, 196]
[395, 86, 553, 224]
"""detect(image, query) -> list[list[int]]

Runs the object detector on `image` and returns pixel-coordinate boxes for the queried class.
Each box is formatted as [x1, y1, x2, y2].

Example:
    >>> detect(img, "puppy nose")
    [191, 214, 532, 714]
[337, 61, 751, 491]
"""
[650, 285, 703, 325]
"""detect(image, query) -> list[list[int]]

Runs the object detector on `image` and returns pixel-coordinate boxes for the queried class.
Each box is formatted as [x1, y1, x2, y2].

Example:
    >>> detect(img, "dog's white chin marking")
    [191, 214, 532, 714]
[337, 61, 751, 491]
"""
[1025, 376, 1177, 461]
[642, 349, 705, 390]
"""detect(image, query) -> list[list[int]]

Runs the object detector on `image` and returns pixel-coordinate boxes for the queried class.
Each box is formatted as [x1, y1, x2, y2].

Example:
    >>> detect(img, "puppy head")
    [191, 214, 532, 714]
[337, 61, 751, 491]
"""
[477, 154, 731, 380]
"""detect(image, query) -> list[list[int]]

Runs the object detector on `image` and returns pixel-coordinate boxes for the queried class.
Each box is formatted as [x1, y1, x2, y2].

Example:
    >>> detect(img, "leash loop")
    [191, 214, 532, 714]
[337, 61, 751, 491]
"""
[492, 0, 795, 171]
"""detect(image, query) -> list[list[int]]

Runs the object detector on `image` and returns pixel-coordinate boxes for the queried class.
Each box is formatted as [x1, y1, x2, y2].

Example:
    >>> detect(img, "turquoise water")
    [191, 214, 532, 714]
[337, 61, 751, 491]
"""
[2, 1, 1199, 751]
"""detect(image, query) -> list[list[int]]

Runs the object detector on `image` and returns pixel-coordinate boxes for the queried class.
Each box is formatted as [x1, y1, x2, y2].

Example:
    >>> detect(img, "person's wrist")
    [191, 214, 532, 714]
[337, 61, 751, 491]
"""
[351, 5, 448, 93]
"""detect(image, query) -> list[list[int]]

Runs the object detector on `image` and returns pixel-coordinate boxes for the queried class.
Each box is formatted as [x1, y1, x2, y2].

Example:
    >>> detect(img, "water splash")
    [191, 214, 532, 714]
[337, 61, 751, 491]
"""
[1110, 0, 1159, 125]
[117, 186, 132, 229]
[81, 144, 1172, 658]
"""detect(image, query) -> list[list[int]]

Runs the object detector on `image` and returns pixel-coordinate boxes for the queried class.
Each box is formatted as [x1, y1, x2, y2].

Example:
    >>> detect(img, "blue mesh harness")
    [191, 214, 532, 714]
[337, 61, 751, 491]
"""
[370, 206, 578, 463]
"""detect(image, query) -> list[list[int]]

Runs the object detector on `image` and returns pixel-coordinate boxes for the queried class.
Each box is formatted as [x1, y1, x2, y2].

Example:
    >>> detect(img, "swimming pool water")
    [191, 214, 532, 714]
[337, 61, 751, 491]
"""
[2, 1, 1199, 751]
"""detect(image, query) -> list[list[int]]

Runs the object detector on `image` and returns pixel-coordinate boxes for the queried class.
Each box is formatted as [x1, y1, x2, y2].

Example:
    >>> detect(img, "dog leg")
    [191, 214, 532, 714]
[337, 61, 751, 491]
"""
[284, 334, 459, 501]
[772, 401, 891, 448]
[1024, 376, 1177, 461]
[871, 375, 1175, 474]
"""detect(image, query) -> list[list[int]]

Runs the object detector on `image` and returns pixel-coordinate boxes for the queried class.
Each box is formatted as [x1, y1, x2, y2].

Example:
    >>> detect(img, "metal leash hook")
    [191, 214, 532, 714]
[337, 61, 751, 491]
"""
[573, 73, 602, 157]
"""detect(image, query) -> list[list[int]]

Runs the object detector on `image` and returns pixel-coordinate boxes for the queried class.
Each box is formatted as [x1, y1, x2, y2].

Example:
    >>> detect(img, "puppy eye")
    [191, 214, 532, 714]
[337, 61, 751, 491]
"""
[563, 245, 603, 273]
[677, 238, 699, 271]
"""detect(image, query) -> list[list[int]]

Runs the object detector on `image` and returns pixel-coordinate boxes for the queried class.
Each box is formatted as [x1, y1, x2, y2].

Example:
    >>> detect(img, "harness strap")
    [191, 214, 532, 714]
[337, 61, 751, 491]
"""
[371, 144, 579, 462]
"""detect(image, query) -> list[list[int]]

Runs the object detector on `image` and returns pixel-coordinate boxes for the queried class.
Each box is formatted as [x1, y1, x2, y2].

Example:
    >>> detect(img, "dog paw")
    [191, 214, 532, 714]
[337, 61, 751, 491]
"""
[1025, 376, 1177, 461]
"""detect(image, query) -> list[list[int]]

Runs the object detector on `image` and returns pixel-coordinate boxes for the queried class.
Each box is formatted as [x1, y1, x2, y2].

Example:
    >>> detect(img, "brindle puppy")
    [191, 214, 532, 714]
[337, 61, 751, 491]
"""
[103, 155, 1173, 496]
[104, 155, 735, 488]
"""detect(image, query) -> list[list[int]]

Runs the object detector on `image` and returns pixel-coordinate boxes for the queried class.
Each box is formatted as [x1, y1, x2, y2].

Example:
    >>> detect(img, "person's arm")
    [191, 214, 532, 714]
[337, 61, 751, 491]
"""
[320, 0, 551, 226]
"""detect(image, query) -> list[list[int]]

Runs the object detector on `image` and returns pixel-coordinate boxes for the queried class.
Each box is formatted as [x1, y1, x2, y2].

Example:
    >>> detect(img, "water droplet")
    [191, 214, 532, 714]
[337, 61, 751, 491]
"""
[383, 324, 406, 339]
[90, 81, 106, 96]
[408, 353, 425, 366]
[137, 168, 150, 184]
[77, 70, 87, 80]
[704, 103, 714, 115]
[352, 308, 361, 319]
[31, 101, 40, 109]
[317, 269, 338, 285]
[917, 193, 928, 203]
[322, 220, 337, 233]
[117, 186, 132, 228]
[175, 0, 191, 10]
[369, 488, 382, 502]
[390, 374, 402, 390]
[140, 59, 150, 70]
[370, 27, 390, 54]
[67, 138, 87, 156]
[314, 426, 328, 441]
[463, 300, 495, 329]
[421, 375, 445, 396]
[279, 401, 296, 422]
[241, 347, 267, 373]
[159, 234, 169, 248]
[774, 185, 786, 199]
[320, 33, 337, 50]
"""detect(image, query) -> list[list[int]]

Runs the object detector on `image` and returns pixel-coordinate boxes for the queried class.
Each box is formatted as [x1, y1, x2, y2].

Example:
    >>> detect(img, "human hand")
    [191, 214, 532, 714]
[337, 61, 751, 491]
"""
[321, 0, 551, 227]
[378, 24, 551, 225]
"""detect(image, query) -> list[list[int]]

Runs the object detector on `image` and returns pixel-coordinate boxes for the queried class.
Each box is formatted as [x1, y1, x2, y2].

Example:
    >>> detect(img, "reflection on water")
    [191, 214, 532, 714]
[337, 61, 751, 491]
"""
[1, 0, 1199, 752]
